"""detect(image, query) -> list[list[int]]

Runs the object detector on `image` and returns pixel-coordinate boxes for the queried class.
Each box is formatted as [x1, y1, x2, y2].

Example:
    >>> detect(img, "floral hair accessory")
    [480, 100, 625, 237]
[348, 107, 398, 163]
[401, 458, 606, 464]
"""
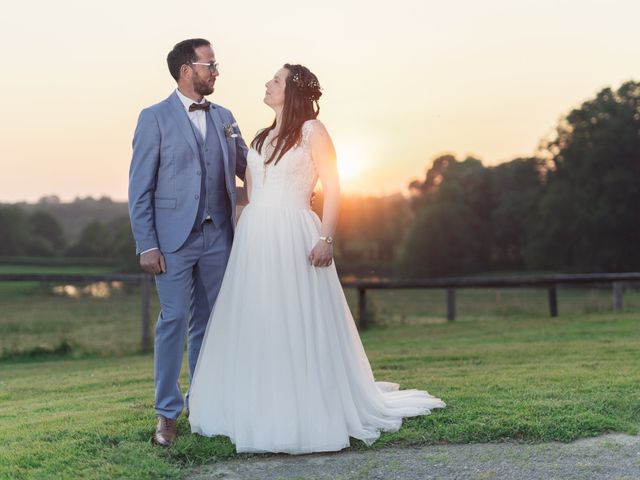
[291, 73, 322, 101]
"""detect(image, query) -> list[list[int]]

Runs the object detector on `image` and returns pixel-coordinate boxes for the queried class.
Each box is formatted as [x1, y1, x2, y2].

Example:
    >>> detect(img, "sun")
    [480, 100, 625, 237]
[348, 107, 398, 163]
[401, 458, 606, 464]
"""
[336, 143, 366, 186]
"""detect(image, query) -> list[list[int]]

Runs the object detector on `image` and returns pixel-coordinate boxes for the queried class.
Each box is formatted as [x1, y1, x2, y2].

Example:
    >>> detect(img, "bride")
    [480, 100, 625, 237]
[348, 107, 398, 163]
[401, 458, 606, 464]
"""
[188, 63, 445, 454]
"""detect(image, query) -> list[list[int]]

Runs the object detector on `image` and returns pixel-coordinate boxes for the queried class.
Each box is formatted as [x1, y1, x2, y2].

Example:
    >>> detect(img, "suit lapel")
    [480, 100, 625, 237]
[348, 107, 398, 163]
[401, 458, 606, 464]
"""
[167, 92, 199, 157]
[209, 106, 232, 192]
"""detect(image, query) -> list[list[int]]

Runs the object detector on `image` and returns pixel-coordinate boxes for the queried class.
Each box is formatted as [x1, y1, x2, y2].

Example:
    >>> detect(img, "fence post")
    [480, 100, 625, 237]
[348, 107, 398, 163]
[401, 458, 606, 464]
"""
[140, 274, 152, 353]
[446, 288, 456, 321]
[358, 287, 368, 330]
[612, 282, 624, 312]
[548, 285, 558, 317]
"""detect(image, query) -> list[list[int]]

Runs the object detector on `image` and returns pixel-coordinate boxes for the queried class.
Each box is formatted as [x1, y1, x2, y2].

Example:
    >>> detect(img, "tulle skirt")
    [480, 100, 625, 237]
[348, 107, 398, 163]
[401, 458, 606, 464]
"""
[189, 203, 445, 454]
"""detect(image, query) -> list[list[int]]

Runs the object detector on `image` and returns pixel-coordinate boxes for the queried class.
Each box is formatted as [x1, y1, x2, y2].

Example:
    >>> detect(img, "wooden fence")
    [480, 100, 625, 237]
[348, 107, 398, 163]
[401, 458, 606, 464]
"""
[2, 272, 640, 350]
[342, 272, 640, 329]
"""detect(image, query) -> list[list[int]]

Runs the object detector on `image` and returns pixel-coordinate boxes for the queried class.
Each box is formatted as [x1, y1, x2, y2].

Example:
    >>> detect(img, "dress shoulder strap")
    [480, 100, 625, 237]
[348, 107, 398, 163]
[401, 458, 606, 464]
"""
[301, 119, 320, 146]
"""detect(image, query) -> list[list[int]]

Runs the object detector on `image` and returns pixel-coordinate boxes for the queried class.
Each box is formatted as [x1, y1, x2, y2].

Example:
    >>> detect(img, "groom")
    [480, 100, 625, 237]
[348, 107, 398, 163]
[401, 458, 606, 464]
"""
[128, 38, 247, 447]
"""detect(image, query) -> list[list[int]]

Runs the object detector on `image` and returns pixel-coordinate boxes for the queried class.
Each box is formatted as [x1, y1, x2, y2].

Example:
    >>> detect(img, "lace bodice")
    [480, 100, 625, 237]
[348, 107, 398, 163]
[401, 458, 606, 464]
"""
[247, 120, 319, 210]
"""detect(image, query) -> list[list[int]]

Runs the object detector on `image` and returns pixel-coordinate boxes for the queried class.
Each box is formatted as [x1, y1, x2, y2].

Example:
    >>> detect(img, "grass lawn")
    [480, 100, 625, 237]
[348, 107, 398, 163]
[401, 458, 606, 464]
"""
[1, 310, 639, 479]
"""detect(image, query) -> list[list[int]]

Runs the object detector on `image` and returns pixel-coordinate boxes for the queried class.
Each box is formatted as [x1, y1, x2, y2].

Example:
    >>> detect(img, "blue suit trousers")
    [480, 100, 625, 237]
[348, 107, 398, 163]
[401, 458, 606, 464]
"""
[153, 219, 232, 419]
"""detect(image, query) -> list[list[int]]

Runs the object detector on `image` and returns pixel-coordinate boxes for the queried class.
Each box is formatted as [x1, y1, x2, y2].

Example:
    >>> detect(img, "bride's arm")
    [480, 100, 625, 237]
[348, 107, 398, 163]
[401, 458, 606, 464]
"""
[246, 167, 252, 202]
[308, 121, 339, 267]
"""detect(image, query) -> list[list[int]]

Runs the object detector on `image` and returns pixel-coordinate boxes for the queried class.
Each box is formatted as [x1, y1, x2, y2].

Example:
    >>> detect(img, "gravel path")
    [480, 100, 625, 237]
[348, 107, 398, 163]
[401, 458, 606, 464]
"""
[185, 434, 640, 480]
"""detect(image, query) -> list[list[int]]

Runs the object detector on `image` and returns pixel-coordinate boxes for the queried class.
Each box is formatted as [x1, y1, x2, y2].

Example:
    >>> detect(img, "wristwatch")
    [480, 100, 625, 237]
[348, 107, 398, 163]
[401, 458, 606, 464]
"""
[319, 235, 334, 245]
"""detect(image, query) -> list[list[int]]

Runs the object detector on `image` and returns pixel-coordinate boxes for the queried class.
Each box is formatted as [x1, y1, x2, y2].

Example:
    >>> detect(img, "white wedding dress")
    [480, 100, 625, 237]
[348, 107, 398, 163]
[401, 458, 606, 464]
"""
[189, 120, 445, 454]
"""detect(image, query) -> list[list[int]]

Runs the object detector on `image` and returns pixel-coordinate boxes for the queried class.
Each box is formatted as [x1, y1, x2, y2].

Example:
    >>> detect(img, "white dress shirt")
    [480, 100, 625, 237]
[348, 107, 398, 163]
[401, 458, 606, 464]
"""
[176, 88, 207, 138]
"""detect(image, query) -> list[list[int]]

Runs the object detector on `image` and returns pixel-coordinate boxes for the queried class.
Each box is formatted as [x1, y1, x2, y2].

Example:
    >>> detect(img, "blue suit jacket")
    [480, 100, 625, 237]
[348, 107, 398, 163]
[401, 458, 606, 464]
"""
[128, 91, 248, 254]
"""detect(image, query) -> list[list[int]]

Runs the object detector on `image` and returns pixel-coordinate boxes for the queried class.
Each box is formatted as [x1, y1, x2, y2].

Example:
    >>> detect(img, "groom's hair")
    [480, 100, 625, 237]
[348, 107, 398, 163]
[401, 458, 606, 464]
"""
[167, 38, 211, 82]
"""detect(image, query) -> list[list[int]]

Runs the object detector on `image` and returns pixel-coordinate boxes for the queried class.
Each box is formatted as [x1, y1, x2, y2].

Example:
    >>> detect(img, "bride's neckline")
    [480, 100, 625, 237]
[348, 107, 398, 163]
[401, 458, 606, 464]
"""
[254, 120, 313, 160]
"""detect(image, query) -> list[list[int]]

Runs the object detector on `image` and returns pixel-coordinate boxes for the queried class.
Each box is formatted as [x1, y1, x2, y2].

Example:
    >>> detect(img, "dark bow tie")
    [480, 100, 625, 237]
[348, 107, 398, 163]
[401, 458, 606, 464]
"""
[189, 101, 211, 112]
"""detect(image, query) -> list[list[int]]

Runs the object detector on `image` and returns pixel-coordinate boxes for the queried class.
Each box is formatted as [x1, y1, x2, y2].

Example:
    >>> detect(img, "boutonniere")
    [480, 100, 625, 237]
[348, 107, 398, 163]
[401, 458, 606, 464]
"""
[224, 122, 239, 138]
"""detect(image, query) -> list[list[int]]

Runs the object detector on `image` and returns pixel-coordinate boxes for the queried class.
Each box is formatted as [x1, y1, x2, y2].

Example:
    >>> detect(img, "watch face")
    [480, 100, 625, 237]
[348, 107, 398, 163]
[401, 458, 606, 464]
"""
[326, 236, 334, 244]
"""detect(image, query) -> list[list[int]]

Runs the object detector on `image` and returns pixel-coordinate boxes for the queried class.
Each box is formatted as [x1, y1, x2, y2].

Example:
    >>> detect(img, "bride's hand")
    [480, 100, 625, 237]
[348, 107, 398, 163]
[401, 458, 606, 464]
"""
[309, 241, 333, 267]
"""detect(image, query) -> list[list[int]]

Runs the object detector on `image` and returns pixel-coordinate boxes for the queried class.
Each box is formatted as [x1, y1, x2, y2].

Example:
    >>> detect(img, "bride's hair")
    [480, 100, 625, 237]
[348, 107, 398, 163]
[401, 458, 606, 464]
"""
[251, 64, 323, 165]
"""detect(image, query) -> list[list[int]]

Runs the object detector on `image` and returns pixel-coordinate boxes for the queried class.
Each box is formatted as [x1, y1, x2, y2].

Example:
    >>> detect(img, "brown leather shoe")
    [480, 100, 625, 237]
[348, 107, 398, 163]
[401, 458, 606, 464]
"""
[185, 408, 190, 418]
[153, 415, 177, 447]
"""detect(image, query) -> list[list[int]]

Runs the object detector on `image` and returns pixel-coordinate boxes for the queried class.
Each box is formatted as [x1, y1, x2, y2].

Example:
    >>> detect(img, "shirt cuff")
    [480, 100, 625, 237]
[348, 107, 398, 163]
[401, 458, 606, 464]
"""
[140, 247, 159, 255]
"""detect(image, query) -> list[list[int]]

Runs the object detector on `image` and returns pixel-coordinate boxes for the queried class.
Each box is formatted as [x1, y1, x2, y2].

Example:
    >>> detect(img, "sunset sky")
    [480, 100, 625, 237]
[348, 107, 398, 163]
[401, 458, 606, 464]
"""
[0, 0, 638, 202]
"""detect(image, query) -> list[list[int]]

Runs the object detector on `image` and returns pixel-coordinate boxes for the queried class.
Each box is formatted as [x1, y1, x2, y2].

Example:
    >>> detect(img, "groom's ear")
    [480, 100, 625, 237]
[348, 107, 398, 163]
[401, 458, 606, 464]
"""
[179, 64, 191, 81]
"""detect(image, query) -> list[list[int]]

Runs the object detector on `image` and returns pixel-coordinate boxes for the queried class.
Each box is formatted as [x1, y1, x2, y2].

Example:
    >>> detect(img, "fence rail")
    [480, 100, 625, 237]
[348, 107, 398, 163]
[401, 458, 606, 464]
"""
[341, 272, 640, 329]
[2, 272, 640, 348]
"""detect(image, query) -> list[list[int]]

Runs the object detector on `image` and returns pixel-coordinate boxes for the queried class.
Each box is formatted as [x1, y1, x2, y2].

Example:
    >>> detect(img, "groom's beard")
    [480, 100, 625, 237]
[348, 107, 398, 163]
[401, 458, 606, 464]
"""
[193, 75, 215, 96]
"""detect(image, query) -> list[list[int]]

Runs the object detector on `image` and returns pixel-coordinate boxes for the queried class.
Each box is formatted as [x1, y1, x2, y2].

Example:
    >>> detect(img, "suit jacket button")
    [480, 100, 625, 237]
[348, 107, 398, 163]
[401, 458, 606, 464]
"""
[196, 171, 201, 176]
[194, 194, 200, 200]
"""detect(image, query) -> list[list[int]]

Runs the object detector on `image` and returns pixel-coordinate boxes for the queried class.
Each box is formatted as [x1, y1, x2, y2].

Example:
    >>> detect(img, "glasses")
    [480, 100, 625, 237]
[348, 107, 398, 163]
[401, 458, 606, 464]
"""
[189, 61, 219, 73]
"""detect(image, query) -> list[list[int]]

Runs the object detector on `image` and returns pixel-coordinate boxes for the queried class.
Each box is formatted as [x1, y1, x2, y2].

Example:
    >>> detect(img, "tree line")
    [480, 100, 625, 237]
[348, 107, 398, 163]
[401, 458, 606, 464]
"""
[0, 205, 138, 270]
[396, 81, 640, 277]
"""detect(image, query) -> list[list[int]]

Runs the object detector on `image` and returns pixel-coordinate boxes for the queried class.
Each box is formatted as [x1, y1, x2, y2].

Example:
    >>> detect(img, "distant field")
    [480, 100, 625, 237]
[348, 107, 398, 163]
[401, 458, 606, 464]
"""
[0, 262, 122, 298]
[0, 262, 145, 358]
[0, 263, 119, 275]
[2, 311, 639, 479]
[0, 289, 154, 359]
[2, 263, 640, 358]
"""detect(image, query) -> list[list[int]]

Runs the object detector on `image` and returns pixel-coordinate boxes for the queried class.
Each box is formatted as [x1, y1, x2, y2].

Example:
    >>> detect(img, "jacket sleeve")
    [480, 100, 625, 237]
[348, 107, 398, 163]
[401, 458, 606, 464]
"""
[231, 112, 248, 182]
[128, 108, 161, 254]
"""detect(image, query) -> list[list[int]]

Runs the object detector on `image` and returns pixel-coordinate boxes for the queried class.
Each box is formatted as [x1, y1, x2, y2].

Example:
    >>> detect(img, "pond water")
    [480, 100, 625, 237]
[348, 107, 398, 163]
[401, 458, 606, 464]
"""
[52, 281, 124, 298]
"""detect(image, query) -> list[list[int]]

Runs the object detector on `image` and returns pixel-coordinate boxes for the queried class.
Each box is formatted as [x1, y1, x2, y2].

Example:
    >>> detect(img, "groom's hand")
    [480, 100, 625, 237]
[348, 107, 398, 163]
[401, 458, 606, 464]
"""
[140, 249, 166, 275]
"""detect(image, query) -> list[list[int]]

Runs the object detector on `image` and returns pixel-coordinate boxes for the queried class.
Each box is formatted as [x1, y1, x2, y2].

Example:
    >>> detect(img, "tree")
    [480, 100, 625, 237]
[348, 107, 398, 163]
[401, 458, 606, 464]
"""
[0, 206, 30, 256]
[529, 81, 640, 271]
[26, 211, 66, 256]
[65, 221, 112, 257]
[108, 216, 139, 271]
[407, 154, 456, 210]
[396, 156, 493, 277]
[490, 158, 544, 269]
